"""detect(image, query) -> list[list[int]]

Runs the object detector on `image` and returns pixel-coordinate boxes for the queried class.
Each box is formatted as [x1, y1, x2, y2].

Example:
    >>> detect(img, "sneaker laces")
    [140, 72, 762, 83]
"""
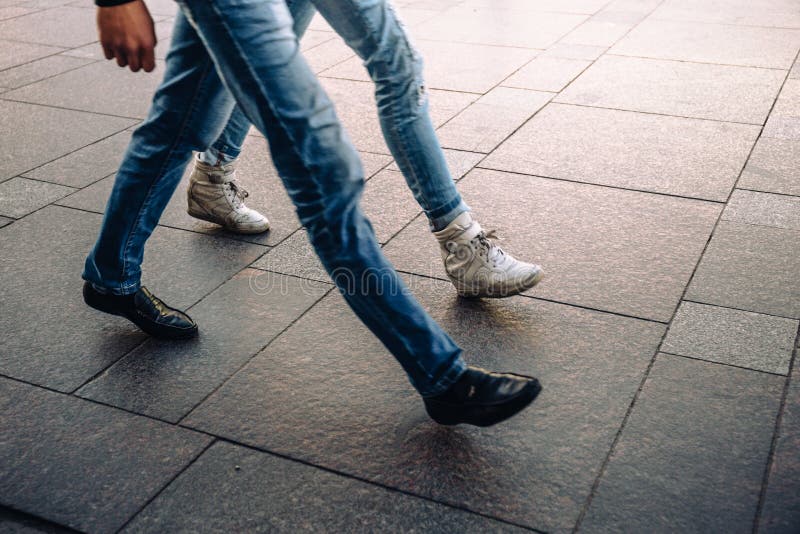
[475, 229, 506, 266]
[225, 180, 250, 210]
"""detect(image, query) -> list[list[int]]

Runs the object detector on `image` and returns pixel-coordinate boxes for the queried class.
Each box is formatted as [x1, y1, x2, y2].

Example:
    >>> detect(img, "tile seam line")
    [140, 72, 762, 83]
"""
[194, 436, 546, 533]
[736, 187, 800, 200]
[717, 217, 800, 234]
[0, 95, 144, 121]
[0, 503, 85, 534]
[0, 36, 97, 52]
[681, 299, 800, 322]
[0, 45, 69, 74]
[0, 56, 103, 93]
[753, 321, 800, 533]
[573, 39, 800, 534]
[648, 15, 800, 32]
[25, 169, 118, 190]
[608, 51, 796, 71]
[659, 351, 790, 378]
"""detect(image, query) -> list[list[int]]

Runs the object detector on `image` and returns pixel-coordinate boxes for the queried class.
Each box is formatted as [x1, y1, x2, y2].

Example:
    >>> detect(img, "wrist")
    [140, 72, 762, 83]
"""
[95, 0, 137, 6]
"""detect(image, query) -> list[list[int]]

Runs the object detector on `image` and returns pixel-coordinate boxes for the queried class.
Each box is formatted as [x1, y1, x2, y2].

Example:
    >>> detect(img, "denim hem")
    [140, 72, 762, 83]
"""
[428, 199, 469, 231]
[84, 277, 141, 296]
[418, 354, 467, 397]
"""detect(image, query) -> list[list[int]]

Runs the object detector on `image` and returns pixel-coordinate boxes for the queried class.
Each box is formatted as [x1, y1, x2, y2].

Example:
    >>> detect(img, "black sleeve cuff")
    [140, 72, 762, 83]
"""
[95, 0, 137, 6]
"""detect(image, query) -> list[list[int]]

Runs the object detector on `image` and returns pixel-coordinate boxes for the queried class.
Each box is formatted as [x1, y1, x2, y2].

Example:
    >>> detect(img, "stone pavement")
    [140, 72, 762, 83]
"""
[1, 0, 799, 531]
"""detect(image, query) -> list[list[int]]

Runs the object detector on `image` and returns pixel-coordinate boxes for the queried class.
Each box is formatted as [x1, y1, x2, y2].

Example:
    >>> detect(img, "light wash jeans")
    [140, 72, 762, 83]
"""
[83, 0, 466, 396]
[199, 0, 468, 231]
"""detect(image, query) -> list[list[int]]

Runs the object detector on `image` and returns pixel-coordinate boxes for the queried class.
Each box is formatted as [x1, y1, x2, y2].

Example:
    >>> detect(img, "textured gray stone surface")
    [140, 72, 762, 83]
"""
[482, 103, 759, 201]
[387, 168, 721, 321]
[0, 177, 74, 218]
[388, 148, 485, 180]
[184, 276, 664, 532]
[0, 507, 73, 534]
[0, 100, 134, 182]
[0, 54, 92, 90]
[687, 220, 800, 319]
[0, 7, 97, 47]
[560, 14, 640, 48]
[651, 0, 800, 28]
[582, 354, 784, 534]
[436, 87, 552, 153]
[723, 189, 800, 231]
[763, 79, 800, 140]
[502, 56, 591, 92]
[460, 0, 609, 14]
[0, 216, 12, 228]
[251, 229, 329, 283]
[663, 301, 798, 374]
[738, 137, 800, 197]
[360, 169, 427, 243]
[556, 55, 785, 124]
[24, 128, 133, 188]
[610, 19, 800, 69]
[0, 206, 264, 392]
[0, 377, 211, 534]
[77, 269, 329, 423]
[539, 42, 607, 60]
[0, 39, 62, 70]
[124, 441, 524, 533]
[760, 370, 800, 533]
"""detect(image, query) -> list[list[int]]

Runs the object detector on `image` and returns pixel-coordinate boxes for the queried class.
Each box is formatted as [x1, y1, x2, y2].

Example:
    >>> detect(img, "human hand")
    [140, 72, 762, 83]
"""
[96, 0, 157, 72]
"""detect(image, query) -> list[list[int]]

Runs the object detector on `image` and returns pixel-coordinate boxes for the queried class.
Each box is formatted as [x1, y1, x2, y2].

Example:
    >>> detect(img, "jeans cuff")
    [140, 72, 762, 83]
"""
[419, 354, 467, 397]
[82, 275, 141, 296]
[199, 146, 238, 166]
[428, 199, 470, 232]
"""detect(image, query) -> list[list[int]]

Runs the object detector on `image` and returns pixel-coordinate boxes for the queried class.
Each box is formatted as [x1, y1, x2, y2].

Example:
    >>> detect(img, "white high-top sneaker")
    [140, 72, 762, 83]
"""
[187, 156, 270, 234]
[434, 212, 543, 298]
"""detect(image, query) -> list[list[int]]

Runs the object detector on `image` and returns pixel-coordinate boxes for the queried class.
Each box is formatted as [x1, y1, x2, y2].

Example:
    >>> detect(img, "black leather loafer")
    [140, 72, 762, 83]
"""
[83, 282, 198, 339]
[424, 366, 541, 427]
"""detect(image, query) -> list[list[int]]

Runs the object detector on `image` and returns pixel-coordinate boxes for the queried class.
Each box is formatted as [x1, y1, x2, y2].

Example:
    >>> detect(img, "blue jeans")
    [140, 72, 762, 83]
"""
[83, 0, 466, 396]
[199, 0, 468, 231]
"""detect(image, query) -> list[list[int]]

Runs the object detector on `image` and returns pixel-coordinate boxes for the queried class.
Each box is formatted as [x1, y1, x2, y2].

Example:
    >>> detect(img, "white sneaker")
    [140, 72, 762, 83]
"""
[187, 156, 270, 234]
[434, 212, 543, 298]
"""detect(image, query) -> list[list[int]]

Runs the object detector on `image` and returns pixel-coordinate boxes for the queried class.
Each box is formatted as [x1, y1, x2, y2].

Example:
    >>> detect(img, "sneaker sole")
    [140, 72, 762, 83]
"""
[454, 268, 544, 299]
[187, 208, 270, 235]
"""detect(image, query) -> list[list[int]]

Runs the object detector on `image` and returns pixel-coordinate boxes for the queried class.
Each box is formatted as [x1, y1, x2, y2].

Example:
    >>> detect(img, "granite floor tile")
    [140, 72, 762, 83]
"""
[77, 269, 329, 423]
[610, 19, 800, 69]
[0, 205, 265, 391]
[183, 275, 664, 532]
[124, 441, 523, 534]
[0, 39, 62, 70]
[502, 56, 591, 92]
[319, 77, 477, 154]
[460, 0, 609, 15]
[385, 168, 721, 322]
[251, 229, 329, 283]
[738, 138, 800, 196]
[482, 103, 759, 201]
[437, 87, 552, 153]
[0, 216, 12, 228]
[555, 55, 785, 124]
[388, 148, 485, 180]
[663, 301, 798, 374]
[539, 42, 607, 61]
[651, 0, 800, 29]
[0, 377, 212, 533]
[303, 37, 355, 74]
[0, 54, 93, 90]
[581, 354, 784, 533]
[763, 79, 800, 140]
[723, 189, 800, 231]
[0, 507, 73, 533]
[0, 100, 134, 182]
[560, 16, 639, 48]
[322, 39, 538, 94]
[791, 58, 800, 79]
[0, 7, 97, 47]
[760, 369, 800, 533]
[0, 5, 34, 20]
[0, 177, 74, 218]
[24, 128, 133, 188]
[361, 169, 427, 243]
[686, 220, 800, 318]
[414, 6, 587, 49]
[3, 60, 163, 119]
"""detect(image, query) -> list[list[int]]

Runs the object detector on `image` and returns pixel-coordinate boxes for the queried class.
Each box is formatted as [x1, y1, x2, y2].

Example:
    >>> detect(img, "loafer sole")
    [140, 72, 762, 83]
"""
[425, 378, 542, 427]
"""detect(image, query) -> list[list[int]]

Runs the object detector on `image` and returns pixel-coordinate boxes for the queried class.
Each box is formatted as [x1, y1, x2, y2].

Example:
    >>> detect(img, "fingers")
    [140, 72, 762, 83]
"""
[140, 43, 155, 73]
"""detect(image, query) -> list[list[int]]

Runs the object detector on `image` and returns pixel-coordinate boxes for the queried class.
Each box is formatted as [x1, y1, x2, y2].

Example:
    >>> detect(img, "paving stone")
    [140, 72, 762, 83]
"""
[0, 216, 12, 228]
[24, 128, 133, 188]
[0, 39, 62, 70]
[0, 54, 92, 90]
[560, 15, 639, 48]
[723, 189, 800, 231]
[482, 103, 759, 201]
[651, 0, 800, 29]
[0, 177, 74, 218]
[555, 55, 785, 124]
[437, 87, 552, 153]
[0, 100, 134, 182]
[502, 56, 591, 92]
[0, 377, 212, 533]
[0, 5, 34, 20]
[460, 0, 609, 15]
[610, 19, 800, 69]
[760, 370, 800, 533]
[0, 205, 265, 391]
[57, 136, 391, 247]
[663, 301, 798, 374]
[183, 275, 665, 532]
[251, 229, 329, 283]
[763, 79, 800, 140]
[125, 441, 522, 533]
[738, 137, 800, 196]
[582, 354, 784, 533]
[790, 58, 800, 80]
[322, 39, 538, 94]
[414, 6, 587, 49]
[686, 220, 800, 318]
[0, 7, 97, 47]
[360, 169, 427, 243]
[539, 42, 607, 60]
[319, 77, 477, 154]
[385, 168, 721, 322]
[3, 60, 163, 119]
[77, 269, 329, 423]
[387, 148, 485, 180]
[0, 507, 73, 533]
